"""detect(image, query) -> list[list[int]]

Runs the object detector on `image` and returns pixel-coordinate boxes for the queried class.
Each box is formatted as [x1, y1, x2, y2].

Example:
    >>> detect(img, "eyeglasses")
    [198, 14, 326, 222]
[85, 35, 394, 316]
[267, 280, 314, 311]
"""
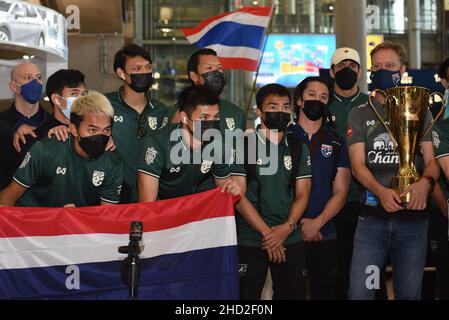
[137, 114, 146, 139]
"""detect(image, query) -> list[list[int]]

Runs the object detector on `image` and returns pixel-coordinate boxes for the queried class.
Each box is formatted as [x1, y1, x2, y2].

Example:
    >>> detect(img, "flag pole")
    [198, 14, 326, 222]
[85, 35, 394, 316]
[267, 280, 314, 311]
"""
[243, 5, 275, 118]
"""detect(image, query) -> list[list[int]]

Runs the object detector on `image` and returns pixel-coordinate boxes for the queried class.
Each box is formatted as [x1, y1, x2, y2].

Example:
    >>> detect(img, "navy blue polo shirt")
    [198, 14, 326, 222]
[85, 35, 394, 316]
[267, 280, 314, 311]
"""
[293, 123, 350, 240]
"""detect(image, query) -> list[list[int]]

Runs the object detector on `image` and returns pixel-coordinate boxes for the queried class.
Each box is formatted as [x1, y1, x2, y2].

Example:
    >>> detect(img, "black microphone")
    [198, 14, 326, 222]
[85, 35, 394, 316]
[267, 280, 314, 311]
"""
[118, 221, 144, 300]
[118, 221, 143, 254]
[129, 221, 143, 242]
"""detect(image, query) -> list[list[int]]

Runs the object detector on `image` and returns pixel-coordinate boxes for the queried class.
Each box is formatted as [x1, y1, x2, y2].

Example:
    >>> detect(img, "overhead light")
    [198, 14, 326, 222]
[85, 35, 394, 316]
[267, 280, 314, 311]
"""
[23, 55, 30, 60]
[161, 28, 172, 33]
[153, 72, 161, 80]
[44, 97, 50, 101]
[253, 1, 258, 5]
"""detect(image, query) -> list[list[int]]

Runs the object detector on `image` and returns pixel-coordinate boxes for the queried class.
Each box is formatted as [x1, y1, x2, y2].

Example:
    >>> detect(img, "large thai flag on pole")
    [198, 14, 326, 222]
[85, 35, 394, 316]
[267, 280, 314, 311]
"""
[181, 6, 273, 71]
[0, 188, 239, 300]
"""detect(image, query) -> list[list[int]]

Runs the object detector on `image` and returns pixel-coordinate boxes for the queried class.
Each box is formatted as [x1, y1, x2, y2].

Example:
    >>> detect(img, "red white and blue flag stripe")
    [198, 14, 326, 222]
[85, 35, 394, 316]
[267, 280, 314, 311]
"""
[0, 188, 239, 300]
[181, 6, 273, 71]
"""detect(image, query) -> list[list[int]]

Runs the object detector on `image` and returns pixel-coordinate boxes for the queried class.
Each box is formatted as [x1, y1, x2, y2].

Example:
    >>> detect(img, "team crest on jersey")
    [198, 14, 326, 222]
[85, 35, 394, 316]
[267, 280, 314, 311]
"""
[201, 160, 213, 174]
[92, 170, 105, 187]
[226, 118, 235, 130]
[284, 156, 292, 170]
[321, 144, 333, 158]
[148, 117, 158, 130]
[145, 147, 157, 165]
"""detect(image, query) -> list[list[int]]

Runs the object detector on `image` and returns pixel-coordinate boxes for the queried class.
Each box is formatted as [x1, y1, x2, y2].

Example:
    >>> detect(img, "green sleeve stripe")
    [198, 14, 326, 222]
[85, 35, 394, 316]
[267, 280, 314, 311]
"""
[436, 153, 449, 160]
[213, 173, 231, 180]
[296, 175, 312, 180]
[13, 177, 31, 189]
[230, 173, 246, 177]
[100, 197, 120, 204]
[137, 169, 160, 179]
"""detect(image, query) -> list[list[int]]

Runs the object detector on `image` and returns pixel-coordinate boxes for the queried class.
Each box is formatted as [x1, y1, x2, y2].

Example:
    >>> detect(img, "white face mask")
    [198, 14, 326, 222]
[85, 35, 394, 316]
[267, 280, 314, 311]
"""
[57, 96, 78, 119]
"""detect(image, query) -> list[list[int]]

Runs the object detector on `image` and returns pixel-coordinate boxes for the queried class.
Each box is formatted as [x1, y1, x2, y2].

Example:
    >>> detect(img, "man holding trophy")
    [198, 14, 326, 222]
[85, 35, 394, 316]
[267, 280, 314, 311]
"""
[346, 41, 441, 300]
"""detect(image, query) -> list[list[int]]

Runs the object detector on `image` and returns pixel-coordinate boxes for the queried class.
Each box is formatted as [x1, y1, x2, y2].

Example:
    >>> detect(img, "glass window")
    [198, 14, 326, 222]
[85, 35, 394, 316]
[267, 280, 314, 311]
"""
[0, 2, 11, 12]
[26, 6, 37, 18]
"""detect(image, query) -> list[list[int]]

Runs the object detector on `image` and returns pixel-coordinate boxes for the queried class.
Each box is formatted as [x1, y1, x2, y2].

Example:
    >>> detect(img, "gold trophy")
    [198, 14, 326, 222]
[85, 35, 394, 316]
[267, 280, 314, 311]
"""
[368, 86, 443, 204]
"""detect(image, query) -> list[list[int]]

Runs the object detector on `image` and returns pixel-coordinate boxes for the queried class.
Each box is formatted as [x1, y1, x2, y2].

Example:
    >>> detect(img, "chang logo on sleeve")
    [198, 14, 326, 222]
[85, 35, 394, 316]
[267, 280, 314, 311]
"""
[145, 147, 158, 165]
[19, 152, 31, 169]
[432, 131, 441, 149]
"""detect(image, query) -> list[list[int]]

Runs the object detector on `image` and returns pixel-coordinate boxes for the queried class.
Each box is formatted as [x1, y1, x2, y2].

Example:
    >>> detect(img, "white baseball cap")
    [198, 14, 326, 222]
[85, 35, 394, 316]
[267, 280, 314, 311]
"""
[331, 47, 361, 66]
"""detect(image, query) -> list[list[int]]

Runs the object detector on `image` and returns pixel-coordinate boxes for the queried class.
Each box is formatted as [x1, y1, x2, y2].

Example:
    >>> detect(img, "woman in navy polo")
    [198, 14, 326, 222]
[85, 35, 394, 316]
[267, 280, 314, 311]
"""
[291, 76, 351, 299]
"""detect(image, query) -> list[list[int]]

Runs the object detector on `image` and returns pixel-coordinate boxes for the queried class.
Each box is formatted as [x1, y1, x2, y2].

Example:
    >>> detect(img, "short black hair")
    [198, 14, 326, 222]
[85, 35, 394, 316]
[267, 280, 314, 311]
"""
[178, 85, 220, 117]
[46, 69, 85, 107]
[187, 48, 218, 82]
[256, 83, 291, 109]
[438, 58, 449, 80]
[113, 44, 152, 72]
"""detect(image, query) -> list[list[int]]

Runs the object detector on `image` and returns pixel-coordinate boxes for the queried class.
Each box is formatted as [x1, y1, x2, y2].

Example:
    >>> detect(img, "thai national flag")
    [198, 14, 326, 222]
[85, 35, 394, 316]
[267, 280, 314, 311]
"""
[181, 6, 273, 71]
[0, 188, 239, 300]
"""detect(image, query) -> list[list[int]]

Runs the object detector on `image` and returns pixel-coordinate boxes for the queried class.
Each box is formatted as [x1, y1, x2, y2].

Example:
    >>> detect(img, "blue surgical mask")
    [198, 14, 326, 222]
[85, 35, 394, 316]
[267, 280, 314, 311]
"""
[443, 86, 449, 120]
[17, 79, 42, 104]
[370, 69, 402, 90]
[57, 96, 77, 119]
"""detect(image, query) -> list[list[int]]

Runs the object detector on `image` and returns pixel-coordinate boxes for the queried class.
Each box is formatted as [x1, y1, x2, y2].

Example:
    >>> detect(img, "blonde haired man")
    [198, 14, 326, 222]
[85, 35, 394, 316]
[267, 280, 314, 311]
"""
[347, 41, 439, 299]
[0, 91, 123, 207]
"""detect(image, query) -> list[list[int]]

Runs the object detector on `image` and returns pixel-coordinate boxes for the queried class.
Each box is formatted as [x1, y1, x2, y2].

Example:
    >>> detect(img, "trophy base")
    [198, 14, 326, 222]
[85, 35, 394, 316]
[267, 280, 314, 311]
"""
[391, 176, 420, 205]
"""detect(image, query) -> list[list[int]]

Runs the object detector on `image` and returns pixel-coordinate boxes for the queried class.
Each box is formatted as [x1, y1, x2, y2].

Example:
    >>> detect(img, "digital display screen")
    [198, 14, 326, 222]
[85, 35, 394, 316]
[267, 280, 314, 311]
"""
[256, 34, 336, 88]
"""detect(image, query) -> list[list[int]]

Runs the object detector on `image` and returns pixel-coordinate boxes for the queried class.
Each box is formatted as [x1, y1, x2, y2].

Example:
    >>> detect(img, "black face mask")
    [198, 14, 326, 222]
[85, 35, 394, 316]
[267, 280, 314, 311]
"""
[303, 100, 327, 121]
[334, 67, 358, 90]
[128, 72, 154, 93]
[263, 111, 291, 131]
[79, 134, 109, 159]
[202, 70, 225, 95]
[186, 117, 220, 143]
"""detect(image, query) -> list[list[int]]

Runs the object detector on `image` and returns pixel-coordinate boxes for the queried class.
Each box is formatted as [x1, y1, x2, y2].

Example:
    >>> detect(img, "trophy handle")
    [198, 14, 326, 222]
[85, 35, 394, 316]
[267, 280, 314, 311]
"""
[421, 92, 444, 140]
[368, 89, 398, 149]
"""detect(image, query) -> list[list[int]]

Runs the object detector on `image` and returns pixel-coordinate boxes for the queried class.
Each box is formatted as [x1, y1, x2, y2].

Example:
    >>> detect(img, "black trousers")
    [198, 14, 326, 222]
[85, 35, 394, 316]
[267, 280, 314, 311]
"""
[305, 239, 339, 300]
[238, 241, 306, 300]
[334, 201, 360, 299]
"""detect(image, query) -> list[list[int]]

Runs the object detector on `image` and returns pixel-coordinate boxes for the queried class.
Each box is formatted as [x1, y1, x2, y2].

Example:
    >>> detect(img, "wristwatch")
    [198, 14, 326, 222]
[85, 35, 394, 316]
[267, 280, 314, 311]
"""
[287, 218, 297, 232]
